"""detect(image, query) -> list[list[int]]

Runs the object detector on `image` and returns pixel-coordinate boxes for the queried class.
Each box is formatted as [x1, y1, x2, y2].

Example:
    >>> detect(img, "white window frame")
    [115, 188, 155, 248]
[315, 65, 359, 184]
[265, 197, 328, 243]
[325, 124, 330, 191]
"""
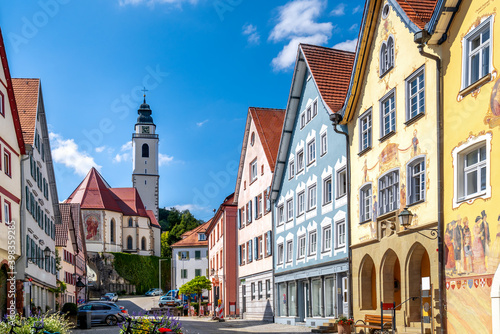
[336, 167, 347, 199]
[287, 199, 294, 222]
[277, 205, 285, 226]
[307, 105, 312, 123]
[459, 143, 487, 201]
[307, 139, 316, 165]
[297, 191, 305, 216]
[380, 36, 394, 76]
[378, 169, 400, 215]
[308, 231, 317, 256]
[320, 131, 327, 156]
[359, 109, 372, 152]
[407, 156, 426, 205]
[322, 225, 332, 252]
[312, 99, 318, 118]
[250, 159, 258, 182]
[289, 160, 295, 179]
[277, 243, 284, 265]
[462, 16, 493, 89]
[360, 183, 372, 223]
[380, 89, 396, 138]
[323, 176, 332, 205]
[308, 184, 317, 211]
[297, 150, 304, 172]
[286, 240, 293, 263]
[335, 219, 346, 248]
[298, 235, 306, 258]
[300, 112, 306, 129]
[406, 66, 425, 121]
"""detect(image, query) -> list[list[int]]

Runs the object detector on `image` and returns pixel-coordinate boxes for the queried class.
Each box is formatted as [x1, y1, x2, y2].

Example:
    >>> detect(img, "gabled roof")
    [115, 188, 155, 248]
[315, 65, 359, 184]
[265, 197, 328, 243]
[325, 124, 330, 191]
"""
[12, 78, 39, 145]
[171, 220, 210, 248]
[146, 210, 161, 228]
[57, 203, 85, 255]
[110, 188, 149, 218]
[205, 193, 236, 235]
[0, 28, 25, 155]
[270, 44, 354, 202]
[301, 44, 355, 113]
[394, 0, 438, 30]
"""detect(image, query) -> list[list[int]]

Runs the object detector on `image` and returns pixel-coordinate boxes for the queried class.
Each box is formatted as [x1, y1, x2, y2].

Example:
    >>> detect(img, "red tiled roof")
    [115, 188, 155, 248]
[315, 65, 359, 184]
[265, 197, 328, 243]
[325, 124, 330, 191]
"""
[395, 0, 438, 29]
[12, 78, 39, 145]
[171, 221, 210, 248]
[146, 210, 161, 228]
[249, 107, 286, 172]
[56, 203, 70, 247]
[110, 188, 149, 218]
[300, 44, 355, 113]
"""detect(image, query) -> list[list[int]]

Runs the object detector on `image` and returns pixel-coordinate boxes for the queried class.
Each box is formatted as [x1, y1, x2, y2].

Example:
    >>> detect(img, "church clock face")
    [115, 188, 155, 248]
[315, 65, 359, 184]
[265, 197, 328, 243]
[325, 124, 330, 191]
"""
[141, 126, 150, 134]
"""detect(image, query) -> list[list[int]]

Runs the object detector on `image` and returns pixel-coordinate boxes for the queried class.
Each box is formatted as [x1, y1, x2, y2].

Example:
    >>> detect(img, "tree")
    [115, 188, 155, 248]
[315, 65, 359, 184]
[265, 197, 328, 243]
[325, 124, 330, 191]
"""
[161, 231, 170, 257]
[179, 276, 212, 316]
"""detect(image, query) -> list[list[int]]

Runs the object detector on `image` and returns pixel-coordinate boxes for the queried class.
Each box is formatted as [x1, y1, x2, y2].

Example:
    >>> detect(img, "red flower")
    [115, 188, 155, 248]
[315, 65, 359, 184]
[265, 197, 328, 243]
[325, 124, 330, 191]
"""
[159, 328, 173, 332]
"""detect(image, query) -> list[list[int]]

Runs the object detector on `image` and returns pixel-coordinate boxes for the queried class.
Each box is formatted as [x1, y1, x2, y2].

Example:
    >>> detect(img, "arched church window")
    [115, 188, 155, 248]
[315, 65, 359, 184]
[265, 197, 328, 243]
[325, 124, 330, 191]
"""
[128, 218, 133, 227]
[141, 237, 147, 251]
[127, 236, 133, 250]
[110, 219, 115, 243]
[142, 144, 149, 158]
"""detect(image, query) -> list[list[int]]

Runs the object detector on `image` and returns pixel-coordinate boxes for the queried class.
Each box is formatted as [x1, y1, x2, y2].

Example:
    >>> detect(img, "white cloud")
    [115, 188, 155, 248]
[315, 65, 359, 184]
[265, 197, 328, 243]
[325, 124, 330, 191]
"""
[159, 153, 174, 166]
[269, 0, 333, 71]
[272, 34, 329, 71]
[332, 38, 358, 52]
[352, 5, 362, 14]
[49, 132, 101, 176]
[121, 141, 132, 152]
[119, 0, 197, 7]
[330, 3, 345, 16]
[349, 24, 358, 32]
[242, 24, 261, 45]
[95, 146, 106, 153]
[196, 119, 209, 127]
[113, 141, 133, 163]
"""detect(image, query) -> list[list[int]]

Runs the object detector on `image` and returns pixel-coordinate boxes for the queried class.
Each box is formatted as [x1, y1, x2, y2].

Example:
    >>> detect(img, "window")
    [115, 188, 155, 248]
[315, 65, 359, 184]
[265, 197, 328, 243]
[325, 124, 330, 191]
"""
[265, 187, 271, 213]
[247, 201, 253, 224]
[257, 194, 262, 219]
[408, 158, 426, 205]
[308, 184, 317, 210]
[198, 233, 206, 241]
[259, 236, 263, 259]
[241, 244, 246, 265]
[337, 168, 347, 198]
[142, 143, 149, 158]
[307, 106, 312, 123]
[3, 150, 11, 177]
[128, 218, 133, 227]
[110, 219, 115, 243]
[297, 150, 304, 171]
[127, 236, 133, 249]
[251, 283, 255, 300]
[336, 220, 346, 248]
[359, 110, 372, 152]
[277, 243, 284, 264]
[300, 112, 306, 129]
[297, 191, 305, 216]
[380, 36, 394, 76]
[323, 177, 332, 205]
[248, 239, 253, 262]
[141, 237, 146, 250]
[380, 91, 396, 137]
[308, 231, 317, 255]
[287, 199, 293, 221]
[289, 160, 295, 179]
[181, 269, 187, 279]
[250, 132, 255, 146]
[312, 100, 318, 118]
[250, 159, 258, 182]
[406, 68, 425, 120]
[320, 132, 327, 156]
[379, 170, 400, 215]
[0, 92, 3, 117]
[266, 279, 271, 299]
[360, 184, 372, 222]
[4, 200, 11, 225]
[382, 2, 390, 19]
[180, 251, 189, 260]
[195, 269, 201, 277]
[195, 250, 201, 259]
[463, 17, 492, 88]
[298, 236, 306, 258]
[323, 226, 332, 252]
[286, 240, 293, 263]
[258, 281, 263, 299]
[277, 205, 284, 225]
[265, 230, 272, 256]
[460, 144, 487, 200]
[307, 139, 316, 164]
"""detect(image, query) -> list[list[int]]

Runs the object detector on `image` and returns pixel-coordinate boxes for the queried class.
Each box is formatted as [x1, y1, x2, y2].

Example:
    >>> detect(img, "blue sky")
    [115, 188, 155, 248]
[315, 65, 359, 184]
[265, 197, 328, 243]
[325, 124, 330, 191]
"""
[1, 0, 364, 221]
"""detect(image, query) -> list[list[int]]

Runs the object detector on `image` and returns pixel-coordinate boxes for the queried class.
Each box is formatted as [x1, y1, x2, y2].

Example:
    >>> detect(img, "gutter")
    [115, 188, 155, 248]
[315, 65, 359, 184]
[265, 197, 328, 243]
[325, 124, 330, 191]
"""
[329, 113, 353, 320]
[414, 31, 446, 334]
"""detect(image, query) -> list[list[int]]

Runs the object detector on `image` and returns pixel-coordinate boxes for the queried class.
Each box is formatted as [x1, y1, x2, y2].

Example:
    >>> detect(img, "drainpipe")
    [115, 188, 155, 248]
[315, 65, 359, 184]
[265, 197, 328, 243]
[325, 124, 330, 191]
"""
[329, 113, 352, 319]
[271, 196, 276, 322]
[414, 30, 446, 334]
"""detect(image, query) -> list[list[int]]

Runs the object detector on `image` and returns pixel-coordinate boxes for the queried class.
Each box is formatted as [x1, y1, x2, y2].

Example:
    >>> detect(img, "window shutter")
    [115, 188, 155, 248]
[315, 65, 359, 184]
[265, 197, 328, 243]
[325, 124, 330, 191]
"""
[267, 231, 272, 256]
[248, 201, 253, 222]
[178, 253, 181, 260]
[238, 245, 241, 266]
[186, 251, 190, 260]
[26, 235, 30, 257]
[255, 196, 258, 219]
[254, 237, 258, 259]
[237, 208, 241, 229]
[249, 240, 253, 262]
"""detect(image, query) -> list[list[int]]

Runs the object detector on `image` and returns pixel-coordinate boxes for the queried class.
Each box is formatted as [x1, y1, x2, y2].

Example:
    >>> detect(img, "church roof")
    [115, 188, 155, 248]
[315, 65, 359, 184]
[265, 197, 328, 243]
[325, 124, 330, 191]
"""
[65, 167, 149, 218]
[12, 78, 39, 145]
[171, 220, 210, 248]
[147, 210, 161, 228]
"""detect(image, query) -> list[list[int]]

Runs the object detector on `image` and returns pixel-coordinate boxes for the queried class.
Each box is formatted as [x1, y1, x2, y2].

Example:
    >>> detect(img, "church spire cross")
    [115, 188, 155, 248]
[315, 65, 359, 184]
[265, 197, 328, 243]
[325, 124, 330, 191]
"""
[142, 87, 148, 103]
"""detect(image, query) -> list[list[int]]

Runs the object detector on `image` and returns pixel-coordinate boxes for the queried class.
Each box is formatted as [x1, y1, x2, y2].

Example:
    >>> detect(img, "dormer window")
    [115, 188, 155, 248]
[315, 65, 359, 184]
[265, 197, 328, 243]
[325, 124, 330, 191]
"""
[380, 36, 394, 76]
[198, 233, 206, 241]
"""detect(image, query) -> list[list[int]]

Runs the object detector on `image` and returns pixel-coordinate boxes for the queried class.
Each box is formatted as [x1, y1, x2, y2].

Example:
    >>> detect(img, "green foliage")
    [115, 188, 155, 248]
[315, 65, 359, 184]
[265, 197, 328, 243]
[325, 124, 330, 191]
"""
[0, 313, 72, 334]
[61, 302, 78, 316]
[119, 313, 182, 334]
[111, 253, 170, 293]
[49, 280, 67, 298]
[179, 276, 212, 295]
[161, 231, 170, 258]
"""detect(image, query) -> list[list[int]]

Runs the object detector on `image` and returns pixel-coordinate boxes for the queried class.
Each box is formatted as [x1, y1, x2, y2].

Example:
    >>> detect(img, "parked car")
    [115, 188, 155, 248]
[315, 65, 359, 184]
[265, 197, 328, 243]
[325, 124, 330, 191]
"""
[145, 288, 163, 296]
[100, 293, 118, 302]
[158, 295, 182, 307]
[77, 302, 127, 326]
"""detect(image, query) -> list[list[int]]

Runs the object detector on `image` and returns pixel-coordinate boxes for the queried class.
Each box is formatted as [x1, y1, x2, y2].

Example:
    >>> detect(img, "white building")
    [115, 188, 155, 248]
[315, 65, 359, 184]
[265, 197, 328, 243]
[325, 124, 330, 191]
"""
[14, 78, 60, 314]
[171, 221, 209, 296]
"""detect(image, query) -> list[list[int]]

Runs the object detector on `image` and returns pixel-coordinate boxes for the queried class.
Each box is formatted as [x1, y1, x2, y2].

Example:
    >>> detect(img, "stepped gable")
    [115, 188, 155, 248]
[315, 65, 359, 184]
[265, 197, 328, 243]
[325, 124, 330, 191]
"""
[12, 78, 40, 145]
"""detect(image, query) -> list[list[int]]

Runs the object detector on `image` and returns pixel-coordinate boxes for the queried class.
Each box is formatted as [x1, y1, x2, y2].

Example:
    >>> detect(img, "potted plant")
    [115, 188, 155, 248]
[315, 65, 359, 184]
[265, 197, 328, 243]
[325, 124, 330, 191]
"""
[335, 316, 354, 334]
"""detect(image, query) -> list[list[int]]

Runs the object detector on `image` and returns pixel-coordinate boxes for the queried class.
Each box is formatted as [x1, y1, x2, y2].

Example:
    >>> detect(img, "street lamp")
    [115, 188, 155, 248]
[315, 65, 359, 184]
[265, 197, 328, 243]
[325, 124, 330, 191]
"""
[398, 207, 438, 240]
[27, 246, 51, 262]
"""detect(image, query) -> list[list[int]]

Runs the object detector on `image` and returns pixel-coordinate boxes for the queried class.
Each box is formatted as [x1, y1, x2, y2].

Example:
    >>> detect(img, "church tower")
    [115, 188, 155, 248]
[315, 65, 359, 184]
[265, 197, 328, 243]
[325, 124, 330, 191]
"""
[132, 96, 159, 219]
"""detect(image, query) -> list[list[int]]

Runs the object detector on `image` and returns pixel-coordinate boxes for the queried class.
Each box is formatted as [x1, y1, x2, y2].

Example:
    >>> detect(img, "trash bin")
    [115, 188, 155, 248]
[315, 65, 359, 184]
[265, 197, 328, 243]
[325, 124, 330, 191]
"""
[78, 310, 92, 329]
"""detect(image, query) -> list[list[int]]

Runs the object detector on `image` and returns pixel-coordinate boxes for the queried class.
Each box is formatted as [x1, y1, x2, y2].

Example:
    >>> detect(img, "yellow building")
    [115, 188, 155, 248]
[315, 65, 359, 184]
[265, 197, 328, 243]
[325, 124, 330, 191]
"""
[338, 1, 443, 332]
[435, 0, 500, 332]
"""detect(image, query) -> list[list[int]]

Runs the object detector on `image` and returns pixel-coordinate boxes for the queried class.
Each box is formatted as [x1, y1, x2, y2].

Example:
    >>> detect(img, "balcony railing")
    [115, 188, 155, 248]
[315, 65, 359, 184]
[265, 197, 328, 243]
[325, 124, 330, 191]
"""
[132, 133, 159, 139]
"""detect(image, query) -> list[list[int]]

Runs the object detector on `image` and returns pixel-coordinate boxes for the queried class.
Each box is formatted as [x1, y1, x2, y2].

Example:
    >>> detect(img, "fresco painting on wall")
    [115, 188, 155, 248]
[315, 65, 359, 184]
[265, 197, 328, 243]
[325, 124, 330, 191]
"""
[485, 77, 500, 128]
[83, 212, 102, 242]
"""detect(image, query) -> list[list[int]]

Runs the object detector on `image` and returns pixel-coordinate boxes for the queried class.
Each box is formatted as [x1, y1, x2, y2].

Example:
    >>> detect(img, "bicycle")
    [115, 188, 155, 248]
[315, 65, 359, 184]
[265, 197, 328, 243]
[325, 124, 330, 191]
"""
[122, 317, 173, 333]
[6, 322, 21, 334]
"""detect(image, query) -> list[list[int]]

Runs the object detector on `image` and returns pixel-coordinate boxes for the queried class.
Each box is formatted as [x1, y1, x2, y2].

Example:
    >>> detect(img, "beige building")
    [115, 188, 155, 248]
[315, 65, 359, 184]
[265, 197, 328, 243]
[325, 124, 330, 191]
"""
[234, 107, 285, 321]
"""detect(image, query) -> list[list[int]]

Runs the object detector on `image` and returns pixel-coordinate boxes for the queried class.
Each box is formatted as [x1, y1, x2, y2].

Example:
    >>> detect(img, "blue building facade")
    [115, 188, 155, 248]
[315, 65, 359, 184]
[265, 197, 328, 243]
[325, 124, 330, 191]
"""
[270, 44, 354, 326]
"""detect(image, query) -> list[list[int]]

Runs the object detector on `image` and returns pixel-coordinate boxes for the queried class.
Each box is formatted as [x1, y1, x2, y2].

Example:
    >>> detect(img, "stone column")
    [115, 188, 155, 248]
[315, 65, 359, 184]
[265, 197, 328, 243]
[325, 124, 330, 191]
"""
[285, 281, 289, 317]
[321, 275, 325, 318]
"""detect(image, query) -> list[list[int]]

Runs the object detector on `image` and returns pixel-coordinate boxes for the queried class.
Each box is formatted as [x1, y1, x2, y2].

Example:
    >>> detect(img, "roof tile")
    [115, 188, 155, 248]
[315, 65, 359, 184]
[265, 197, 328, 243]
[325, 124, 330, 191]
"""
[171, 220, 210, 248]
[395, 0, 438, 29]
[12, 78, 39, 145]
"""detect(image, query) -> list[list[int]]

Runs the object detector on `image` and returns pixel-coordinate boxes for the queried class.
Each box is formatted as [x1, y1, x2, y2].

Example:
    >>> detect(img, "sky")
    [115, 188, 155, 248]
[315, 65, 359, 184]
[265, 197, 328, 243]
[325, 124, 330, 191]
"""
[1, 0, 364, 221]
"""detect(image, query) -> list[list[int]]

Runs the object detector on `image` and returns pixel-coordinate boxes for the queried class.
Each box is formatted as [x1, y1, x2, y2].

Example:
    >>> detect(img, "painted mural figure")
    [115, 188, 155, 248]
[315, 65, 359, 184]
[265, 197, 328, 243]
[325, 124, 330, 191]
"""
[372, 195, 378, 220]
[400, 184, 406, 209]
[472, 216, 487, 274]
[363, 159, 368, 183]
[453, 220, 463, 275]
[480, 210, 491, 262]
[463, 217, 473, 274]
[85, 215, 101, 241]
[488, 215, 500, 272]
[412, 130, 419, 157]
[445, 222, 456, 272]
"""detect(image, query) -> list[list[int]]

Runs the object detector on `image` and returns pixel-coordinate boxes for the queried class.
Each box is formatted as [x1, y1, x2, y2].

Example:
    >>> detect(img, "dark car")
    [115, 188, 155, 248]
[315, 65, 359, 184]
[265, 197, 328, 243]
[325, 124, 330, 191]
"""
[78, 302, 127, 326]
[145, 288, 163, 296]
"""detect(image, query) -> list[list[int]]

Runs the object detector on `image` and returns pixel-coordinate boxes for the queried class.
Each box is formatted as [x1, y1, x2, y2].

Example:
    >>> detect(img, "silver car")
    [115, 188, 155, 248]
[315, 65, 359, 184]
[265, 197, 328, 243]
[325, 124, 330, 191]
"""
[78, 302, 127, 326]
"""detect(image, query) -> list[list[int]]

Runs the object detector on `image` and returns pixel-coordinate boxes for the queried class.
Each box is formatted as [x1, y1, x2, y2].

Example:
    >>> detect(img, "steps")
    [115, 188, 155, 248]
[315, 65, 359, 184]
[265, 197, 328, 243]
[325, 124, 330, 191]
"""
[311, 320, 337, 333]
